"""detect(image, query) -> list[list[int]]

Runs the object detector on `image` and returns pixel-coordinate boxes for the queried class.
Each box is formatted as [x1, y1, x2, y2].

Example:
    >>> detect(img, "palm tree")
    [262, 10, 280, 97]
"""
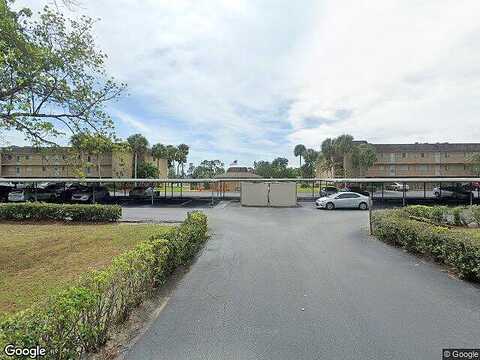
[151, 143, 166, 176]
[294, 144, 306, 168]
[165, 145, 177, 177]
[177, 144, 189, 177]
[127, 134, 149, 179]
[334, 134, 354, 178]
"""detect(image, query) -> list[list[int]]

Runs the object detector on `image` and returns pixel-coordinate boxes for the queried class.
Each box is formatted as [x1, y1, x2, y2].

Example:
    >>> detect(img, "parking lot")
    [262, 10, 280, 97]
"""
[123, 202, 480, 360]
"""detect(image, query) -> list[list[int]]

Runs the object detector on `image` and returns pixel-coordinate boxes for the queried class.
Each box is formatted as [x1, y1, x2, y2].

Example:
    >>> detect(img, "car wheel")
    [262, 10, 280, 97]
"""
[359, 202, 368, 210]
[326, 202, 335, 210]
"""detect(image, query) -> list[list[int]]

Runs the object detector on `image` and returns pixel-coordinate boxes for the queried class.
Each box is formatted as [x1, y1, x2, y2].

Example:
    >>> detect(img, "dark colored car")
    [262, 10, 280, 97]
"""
[319, 186, 338, 197]
[0, 185, 13, 202]
[433, 186, 472, 200]
[71, 186, 110, 203]
[129, 186, 155, 198]
[59, 183, 89, 202]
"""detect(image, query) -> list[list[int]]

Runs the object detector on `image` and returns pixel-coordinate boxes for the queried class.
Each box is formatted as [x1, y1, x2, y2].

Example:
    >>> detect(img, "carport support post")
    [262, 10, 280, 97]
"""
[180, 182, 183, 199]
[92, 185, 96, 204]
[151, 182, 154, 205]
[164, 182, 166, 198]
[369, 192, 373, 235]
[312, 180, 315, 200]
[171, 182, 173, 198]
[211, 183, 214, 206]
[424, 182, 426, 199]
[470, 182, 473, 207]
[34, 182, 37, 202]
[381, 183, 384, 200]
[113, 182, 116, 197]
[402, 181, 406, 207]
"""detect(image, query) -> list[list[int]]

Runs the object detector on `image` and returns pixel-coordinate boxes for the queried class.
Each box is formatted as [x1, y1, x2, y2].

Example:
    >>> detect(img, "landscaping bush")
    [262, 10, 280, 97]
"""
[372, 209, 480, 282]
[0, 211, 208, 359]
[0, 203, 121, 222]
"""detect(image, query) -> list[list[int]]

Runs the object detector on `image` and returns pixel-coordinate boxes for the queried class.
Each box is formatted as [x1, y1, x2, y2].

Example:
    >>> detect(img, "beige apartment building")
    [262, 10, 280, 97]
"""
[0, 146, 168, 179]
[317, 142, 480, 178]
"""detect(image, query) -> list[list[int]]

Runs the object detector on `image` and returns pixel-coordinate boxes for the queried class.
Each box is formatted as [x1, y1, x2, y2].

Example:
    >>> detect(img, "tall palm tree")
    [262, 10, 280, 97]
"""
[165, 145, 177, 177]
[294, 144, 306, 168]
[151, 143, 166, 176]
[127, 134, 149, 179]
[334, 134, 354, 178]
[177, 144, 189, 177]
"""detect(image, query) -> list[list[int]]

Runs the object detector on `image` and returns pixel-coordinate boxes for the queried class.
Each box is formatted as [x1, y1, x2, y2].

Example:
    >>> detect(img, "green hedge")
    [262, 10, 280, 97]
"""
[372, 209, 480, 282]
[0, 203, 122, 222]
[0, 211, 208, 359]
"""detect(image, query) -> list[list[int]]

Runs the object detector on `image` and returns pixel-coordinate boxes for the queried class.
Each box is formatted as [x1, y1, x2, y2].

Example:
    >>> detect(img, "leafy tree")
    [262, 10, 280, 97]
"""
[468, 154, 480, 176]
[192, 160, 225, 178]
[0, 1, 125, 145]
[352, 143, 377, 175]
[137, 162, 158, 179]
[127, 133, 149, 178]
[294, 144, 306, 167]
[70, 132, 113, 178]
[301, 149, 319, 178]
[254, 157, 297, 178]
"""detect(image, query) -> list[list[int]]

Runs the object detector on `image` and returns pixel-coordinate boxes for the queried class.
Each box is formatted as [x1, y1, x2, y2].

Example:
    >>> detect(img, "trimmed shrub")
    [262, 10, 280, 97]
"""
[372, 209, 480, 282]
[0, 203, 121, 222]
[0, 211, 208, 359]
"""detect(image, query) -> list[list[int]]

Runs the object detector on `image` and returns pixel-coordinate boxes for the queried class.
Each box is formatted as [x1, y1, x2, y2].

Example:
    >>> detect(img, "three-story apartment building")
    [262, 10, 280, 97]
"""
[0, 146, 168, 179]
[316, 142, 480, 178]
[365, 143, 480, 178]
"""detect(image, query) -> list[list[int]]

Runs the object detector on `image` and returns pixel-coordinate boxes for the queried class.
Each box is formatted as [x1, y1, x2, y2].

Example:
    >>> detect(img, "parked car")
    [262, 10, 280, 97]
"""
[432, 186, 472, 200]
[129, 186, 155, 198]
[0, 185, 13, 202]
[339, 185, 370, 197]
[59, 183, 89, 202]
[8, 184, 59, 202]
[71, 186, 110, 203]
[319, 186, 338, 197]
[316, 192, 369, 210]
[387, 182, 410, 191]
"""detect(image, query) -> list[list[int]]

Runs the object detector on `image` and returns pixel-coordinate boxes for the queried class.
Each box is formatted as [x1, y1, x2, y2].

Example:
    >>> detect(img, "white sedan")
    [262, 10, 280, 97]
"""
[315, 192, 370, 210]
[388, 182, 410, 191]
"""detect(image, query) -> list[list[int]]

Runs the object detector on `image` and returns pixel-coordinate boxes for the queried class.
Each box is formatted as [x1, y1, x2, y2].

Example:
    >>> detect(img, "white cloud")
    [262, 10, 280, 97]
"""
[12, 0, 480, 165]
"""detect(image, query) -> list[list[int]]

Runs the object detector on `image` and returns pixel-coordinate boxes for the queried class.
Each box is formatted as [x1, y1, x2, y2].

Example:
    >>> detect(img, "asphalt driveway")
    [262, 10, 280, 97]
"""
[125, 202, 480, 360]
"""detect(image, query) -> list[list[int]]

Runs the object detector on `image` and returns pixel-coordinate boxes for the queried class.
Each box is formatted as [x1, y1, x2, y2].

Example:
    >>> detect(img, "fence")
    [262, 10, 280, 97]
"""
[1, 177, 480, 206]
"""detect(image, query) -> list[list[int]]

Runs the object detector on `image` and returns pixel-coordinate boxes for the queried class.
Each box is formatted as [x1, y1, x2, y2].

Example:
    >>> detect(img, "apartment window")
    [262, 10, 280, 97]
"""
[399, 165, 409, 171]
[25, 155, 30, 160]
[16, 155, 20, 162]
[418, 164, 428, 172]
[402, 153, 406, 158]
[42, 166, 46, 172]
[421, 153, 425, 158]
[62, 155, 66, 160]
[444, 152, 449, 158]
[378, 165, 384, 170]
[6, 155, 12, 160]
[87, 167, 91, 174]
[87, 155, 91, 162]
[15, 166, 20, 175]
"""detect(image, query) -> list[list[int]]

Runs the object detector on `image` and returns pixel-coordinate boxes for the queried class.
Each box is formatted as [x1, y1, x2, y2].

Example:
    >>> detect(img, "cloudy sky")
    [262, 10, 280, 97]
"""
[9, 0, 480, 166]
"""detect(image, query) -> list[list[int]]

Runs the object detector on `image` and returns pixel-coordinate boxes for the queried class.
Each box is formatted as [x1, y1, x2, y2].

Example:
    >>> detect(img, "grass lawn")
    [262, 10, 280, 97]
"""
[0, 223, 171, 314]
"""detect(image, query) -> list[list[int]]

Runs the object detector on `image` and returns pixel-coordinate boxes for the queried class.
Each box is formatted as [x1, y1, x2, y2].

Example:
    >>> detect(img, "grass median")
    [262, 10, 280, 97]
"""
[0, 223, 171, 313]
